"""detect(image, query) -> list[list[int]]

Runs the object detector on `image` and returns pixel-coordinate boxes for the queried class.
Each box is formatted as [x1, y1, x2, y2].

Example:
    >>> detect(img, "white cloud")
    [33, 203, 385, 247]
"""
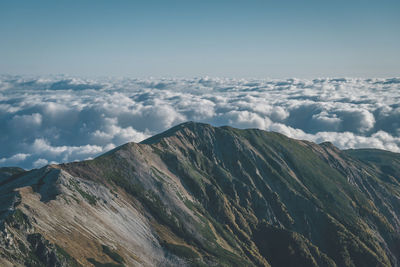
[223, 110, 272, 130]
[10, 113, 42, 128]
[0, 153, 30, 165]
[0, 75, 399, 169]
[33, 158, 49, 168]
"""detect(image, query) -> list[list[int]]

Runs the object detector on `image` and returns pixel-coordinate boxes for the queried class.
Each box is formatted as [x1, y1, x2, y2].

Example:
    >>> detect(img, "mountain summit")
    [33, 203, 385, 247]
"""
[1, 122, 400, 266]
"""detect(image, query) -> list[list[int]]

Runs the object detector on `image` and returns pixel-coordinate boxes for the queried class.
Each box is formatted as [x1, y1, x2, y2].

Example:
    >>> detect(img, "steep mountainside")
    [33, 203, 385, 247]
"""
[1, 122, 400, 266]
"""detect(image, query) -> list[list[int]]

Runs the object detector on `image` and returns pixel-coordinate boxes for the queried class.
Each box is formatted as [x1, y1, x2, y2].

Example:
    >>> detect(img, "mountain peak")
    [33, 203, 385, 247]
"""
[1, 122, 400, 267]
[140, 121, 214, 144]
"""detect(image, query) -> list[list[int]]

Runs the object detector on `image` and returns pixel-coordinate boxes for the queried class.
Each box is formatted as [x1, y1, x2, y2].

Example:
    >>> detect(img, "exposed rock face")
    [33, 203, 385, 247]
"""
[1, 122, 400, 266]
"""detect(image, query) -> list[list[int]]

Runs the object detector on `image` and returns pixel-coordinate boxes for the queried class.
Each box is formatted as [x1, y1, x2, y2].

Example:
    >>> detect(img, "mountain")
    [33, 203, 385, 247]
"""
[1, 122, 400, 267]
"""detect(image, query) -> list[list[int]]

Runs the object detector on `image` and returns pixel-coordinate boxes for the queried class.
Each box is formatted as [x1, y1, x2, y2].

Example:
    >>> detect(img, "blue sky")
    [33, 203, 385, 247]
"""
[1, 0, 399, 78]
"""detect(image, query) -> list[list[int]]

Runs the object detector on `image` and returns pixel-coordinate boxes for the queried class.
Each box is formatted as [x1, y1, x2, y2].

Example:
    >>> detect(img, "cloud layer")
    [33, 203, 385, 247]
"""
[1, 75, 399, 169]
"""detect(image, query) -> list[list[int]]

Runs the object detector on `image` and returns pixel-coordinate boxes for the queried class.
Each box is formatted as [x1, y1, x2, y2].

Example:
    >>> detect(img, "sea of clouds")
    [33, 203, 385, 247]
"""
[1, 75, 399, 169]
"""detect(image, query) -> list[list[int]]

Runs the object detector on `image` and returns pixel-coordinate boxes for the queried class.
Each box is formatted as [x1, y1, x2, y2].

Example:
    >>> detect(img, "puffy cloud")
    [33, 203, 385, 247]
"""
[0, 75, 399, 169]
[222, 111, 272, 130]
[8, 113, 42, 131]
[0, 153, 30, 165]
[30, 138, 104, 162]
[337, 108, 376, 133]
[33, 158, 49, 168]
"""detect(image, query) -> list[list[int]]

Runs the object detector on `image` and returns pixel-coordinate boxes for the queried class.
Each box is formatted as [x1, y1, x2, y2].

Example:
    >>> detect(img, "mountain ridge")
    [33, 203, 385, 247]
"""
[1, 122, 400, 266]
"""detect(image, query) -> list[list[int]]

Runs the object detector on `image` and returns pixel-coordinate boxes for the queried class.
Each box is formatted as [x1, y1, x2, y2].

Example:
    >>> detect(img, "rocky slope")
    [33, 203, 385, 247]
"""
[1, 122, 400, 266]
